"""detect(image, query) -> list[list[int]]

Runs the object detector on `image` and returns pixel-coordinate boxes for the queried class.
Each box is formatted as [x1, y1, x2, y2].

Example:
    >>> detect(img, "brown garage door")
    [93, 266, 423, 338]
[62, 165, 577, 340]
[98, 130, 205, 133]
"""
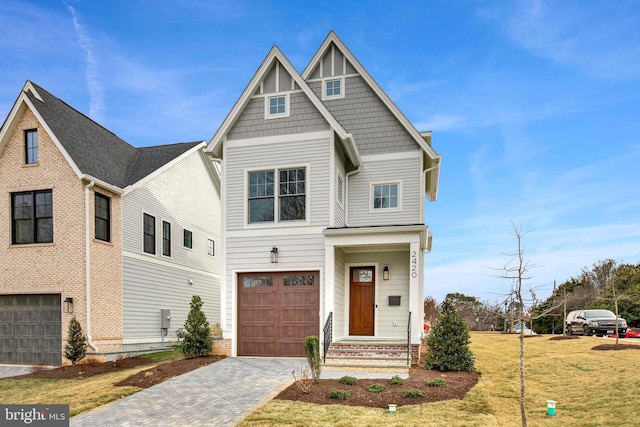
[0, 294, 62, 365]
[238, 271, 319, 357]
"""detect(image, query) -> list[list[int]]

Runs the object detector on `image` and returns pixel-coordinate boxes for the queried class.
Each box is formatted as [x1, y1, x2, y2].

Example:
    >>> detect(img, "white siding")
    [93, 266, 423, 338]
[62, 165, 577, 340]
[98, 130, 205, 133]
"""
[347, 156, 422, 227]
[121, 150, 221, 344]
[333, 141, 347, 227]
[333, 247, 346, 339]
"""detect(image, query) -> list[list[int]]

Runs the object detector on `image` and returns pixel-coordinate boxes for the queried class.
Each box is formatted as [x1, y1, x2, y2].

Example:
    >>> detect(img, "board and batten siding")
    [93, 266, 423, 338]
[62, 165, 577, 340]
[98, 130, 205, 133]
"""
[347, 156, 422, 227]
[345, 250, 409, 339]
[224, 233, 325, 329]
[121, 149, 221, 345]
[122, 256, 220, 344]
[224, 134, 332, 230]
[308, 75, 421, 155]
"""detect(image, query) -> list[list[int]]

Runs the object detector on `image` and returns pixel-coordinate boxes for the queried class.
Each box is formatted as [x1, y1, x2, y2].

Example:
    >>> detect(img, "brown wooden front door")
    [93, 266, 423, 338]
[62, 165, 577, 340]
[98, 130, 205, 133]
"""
[349, 266, 375, 335]
[237, 271, 319, 357]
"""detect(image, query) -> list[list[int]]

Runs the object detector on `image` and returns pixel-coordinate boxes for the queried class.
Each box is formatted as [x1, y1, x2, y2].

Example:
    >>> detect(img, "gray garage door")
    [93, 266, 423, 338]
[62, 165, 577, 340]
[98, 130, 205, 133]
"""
[0, 294, 62, 365]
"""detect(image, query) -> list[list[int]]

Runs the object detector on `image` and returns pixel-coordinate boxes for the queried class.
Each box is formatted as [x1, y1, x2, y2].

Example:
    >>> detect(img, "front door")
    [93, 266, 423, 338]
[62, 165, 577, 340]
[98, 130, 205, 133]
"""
[349, 266, 375, 335]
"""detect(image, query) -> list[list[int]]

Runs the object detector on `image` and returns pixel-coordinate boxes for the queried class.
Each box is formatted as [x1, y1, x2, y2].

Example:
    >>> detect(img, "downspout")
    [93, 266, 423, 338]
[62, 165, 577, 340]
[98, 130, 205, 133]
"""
[84, 180, 98, 352]
[344, 165, 362, 227]
[423, 162, 439, 202]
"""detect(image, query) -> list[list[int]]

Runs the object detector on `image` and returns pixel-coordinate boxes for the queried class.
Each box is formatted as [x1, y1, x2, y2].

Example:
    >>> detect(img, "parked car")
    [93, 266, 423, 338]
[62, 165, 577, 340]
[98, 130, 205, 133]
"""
[625, 328, 640, 339]
[512, 322, 537, 335]
[565, 309, 627, 337]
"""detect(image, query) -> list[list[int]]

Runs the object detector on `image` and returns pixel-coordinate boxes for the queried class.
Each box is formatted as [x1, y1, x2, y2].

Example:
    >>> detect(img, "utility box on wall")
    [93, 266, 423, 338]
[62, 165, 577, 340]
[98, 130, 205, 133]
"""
[160, 309, 171, 328]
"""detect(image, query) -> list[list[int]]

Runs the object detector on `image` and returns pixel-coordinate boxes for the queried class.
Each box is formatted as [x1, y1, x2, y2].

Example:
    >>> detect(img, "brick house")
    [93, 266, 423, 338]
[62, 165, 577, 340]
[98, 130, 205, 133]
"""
[0, 81, 221, 365]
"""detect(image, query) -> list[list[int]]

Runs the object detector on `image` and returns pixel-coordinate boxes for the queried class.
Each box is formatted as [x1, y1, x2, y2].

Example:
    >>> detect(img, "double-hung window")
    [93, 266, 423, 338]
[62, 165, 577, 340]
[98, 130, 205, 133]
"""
[94, 193, 110, 242]
[162, 221, 171, 257]
[143, 213, 156, 254]
[25, 129, 38, 164]
[373, 183, 399, 209]
[248, 167, 306, 224]
[11, 190, 53, 244]
[183, 229, 193, 249]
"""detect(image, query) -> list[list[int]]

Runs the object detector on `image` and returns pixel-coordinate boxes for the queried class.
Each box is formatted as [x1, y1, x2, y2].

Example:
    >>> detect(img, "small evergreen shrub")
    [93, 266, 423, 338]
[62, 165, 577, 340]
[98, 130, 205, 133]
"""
[338, 375, 358, 385]
[389, 375, 405, 385]
[329, 389, 350, 400]
[63, 317, 87, 365]
[367, 383, 385, 393]
[403, 389, 426, 398]
[427, 378, 447, 387]
[425, 297, 476, 372]
[181, 295, 213, 359]
[304, 336, 321, 382]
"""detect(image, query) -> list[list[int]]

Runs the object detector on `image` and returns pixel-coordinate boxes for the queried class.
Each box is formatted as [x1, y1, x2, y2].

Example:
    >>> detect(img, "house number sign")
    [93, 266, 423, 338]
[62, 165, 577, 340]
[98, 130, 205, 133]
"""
[410, 251, 418, 278]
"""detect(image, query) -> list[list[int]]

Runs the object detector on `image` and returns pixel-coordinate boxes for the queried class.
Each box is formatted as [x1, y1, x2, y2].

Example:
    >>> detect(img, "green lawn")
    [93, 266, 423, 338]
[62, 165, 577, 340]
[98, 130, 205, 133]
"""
[239, 333, 640, 426]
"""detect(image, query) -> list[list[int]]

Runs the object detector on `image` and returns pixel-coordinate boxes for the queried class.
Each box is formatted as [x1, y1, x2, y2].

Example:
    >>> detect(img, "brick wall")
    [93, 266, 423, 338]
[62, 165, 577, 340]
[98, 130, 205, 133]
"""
[0, 106, 123, 356]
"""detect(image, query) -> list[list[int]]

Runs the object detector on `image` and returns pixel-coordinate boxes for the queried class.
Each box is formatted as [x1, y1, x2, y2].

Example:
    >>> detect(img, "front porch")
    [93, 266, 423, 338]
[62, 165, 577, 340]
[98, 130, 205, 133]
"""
[322, 337, 420, 373]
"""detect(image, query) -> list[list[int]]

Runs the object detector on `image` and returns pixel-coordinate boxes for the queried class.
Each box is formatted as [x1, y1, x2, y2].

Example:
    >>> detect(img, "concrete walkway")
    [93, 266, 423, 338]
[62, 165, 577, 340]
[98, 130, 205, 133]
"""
[70, 357, 408, 427]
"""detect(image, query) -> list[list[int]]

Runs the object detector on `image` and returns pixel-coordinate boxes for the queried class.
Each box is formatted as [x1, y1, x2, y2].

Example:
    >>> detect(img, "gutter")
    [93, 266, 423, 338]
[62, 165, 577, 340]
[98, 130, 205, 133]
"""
[344, 164, 362, 227]
[84, 180, 98, 352]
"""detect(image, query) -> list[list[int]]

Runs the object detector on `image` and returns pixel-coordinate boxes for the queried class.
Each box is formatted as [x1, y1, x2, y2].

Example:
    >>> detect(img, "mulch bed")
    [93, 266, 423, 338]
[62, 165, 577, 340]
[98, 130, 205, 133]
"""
[274, 367, 480, 408]
[549, 336, 581, 341]
[592, 344, 640, 351]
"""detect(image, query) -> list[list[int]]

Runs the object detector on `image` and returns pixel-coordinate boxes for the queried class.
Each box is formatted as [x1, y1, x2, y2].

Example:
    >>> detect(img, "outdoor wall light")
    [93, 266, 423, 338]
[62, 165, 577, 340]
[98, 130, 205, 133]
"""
[270, 246, 279, 263]
[63, 297, 73, 314]
[383, 265, 390, 280]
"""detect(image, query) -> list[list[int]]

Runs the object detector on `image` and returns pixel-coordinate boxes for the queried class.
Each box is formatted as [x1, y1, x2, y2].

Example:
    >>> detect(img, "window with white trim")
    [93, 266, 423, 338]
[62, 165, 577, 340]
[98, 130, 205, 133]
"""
[162, 221, 171, 257]
[337, 171, 344, 207]
[322, 77, 345, 100]
[265, 94, 289, 118]
[248, 167, 306, 224]
[372, 183, 399, 209]
[143, 213, 156, 254]
[183, 229, 193, 249]
[207, 238, 215, 257]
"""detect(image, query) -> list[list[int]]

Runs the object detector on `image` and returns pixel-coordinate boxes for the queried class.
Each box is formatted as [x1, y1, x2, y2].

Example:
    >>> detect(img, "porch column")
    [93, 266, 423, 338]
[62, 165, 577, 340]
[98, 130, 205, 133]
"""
[409, 241, 421, 344]
[323, 243, 335, 344]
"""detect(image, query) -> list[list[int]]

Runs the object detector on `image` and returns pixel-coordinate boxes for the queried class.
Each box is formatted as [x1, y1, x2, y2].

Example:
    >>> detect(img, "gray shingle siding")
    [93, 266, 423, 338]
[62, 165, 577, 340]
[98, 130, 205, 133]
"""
[227, 93, 329, 140]
[308, 76, 420, 155]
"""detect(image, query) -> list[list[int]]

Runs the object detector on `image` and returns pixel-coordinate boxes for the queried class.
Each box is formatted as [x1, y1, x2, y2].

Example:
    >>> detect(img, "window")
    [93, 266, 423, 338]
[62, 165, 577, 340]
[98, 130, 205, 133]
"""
[25, 129, 38, 164]
[94, 193, 110, 242]
[265, 94, 289, 118]
[279, 168, 305, 221]
[337, 171, 344, 207]
[143, 213, 155, 254]
[248, 168, 306, 224]
[373, 183, 398, 209]
[183, 229, 193, 249]
[243, 276, 273, 288]
[284, 275, 314, 286]
[323, 78, 344, 100]
[162, 221, 171, 257]
[207, 238, 215, 257]
[249, 171, 274, 223]
[11, 190, 53, 244]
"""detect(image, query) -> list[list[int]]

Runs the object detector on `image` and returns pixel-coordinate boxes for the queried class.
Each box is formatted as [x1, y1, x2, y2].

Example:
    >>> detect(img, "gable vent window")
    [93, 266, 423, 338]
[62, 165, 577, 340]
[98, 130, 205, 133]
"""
[323, 78, 344, 100]
[25, 129, 38, 164]
[265, 94, 290, 119]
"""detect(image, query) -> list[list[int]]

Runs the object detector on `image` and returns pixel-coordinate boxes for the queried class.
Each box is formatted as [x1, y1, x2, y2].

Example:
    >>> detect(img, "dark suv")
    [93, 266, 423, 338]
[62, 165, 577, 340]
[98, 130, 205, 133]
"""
[565, 309, 627, 337]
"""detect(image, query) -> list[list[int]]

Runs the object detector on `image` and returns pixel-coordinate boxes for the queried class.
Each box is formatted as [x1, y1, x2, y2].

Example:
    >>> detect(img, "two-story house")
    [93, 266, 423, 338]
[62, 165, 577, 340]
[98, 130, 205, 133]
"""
[206, 31, 440, 368]
[0, 81, 221, 365]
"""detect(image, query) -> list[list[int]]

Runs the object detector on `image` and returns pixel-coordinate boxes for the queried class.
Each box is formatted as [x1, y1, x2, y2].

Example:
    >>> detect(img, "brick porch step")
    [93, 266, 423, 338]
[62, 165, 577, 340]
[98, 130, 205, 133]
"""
[322, 339, 411, 373]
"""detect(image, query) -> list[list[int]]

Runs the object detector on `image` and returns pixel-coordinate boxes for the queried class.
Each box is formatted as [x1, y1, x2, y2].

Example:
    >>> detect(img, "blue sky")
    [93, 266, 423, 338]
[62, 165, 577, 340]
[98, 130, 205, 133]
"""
[2, 1, 639, 304]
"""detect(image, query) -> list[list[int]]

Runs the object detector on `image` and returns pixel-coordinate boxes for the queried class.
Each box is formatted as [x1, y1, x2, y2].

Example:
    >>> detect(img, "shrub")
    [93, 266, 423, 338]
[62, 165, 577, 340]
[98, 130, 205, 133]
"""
[292, 367, 313, 394]
[329, 389, 350, 400]
[181, 295, 213, 359]
[389, 375, 405, 385]
[63, 317, 87, 365]
[404, 389, 426, 398]
[427, 378, 447, 387]
[367, 383, 385, 393]
[338, 375, 358, 385]
[304, 335, 321, 382]
[425, 297, 476, 372]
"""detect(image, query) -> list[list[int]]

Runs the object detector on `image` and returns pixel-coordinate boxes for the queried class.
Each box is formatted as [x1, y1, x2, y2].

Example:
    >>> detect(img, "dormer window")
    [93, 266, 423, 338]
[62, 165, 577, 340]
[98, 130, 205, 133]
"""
[25, 129, 38, 164]
[265, 94, 289, 119]
[323, 78, 344, 100]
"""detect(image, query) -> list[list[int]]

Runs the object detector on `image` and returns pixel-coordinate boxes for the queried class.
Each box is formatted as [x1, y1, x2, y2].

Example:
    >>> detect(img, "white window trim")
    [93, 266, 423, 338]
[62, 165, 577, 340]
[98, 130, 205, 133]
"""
[206, 237, 216, 257]
[369, 181, 402, 213]
[183, 228, 193, 250]
[264, 93, 290, 119]
[337, 170, 345, 208]
[142, 212, 157, 257]
[322, 77, 345, 100]
[244, 164, 311, 228]
[161, 219, 172, 258]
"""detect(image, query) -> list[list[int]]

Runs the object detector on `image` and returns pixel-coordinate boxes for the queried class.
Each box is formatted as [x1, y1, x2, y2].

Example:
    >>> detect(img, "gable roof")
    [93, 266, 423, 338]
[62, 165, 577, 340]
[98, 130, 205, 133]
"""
[302, 31, 441, 201]
[0, 81, 203, 190]
[205, 45, 361, 168]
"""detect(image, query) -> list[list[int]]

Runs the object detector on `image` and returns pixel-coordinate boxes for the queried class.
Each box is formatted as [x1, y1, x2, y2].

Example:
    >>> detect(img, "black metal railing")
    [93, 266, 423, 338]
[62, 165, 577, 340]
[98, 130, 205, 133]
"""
[323, 312, 333, 363]
[407, 311, 412, 365]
